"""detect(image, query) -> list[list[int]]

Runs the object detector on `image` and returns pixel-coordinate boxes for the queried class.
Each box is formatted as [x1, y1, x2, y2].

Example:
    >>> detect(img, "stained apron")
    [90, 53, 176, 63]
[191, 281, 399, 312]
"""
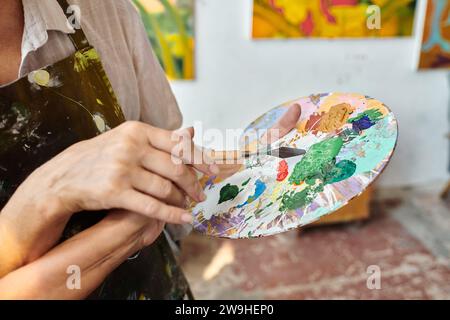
[0, 0, 191, 300]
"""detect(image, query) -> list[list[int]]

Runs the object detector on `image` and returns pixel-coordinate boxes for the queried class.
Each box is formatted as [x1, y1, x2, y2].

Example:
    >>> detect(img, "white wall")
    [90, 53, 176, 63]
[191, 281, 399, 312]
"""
[170, 0, 449, 187]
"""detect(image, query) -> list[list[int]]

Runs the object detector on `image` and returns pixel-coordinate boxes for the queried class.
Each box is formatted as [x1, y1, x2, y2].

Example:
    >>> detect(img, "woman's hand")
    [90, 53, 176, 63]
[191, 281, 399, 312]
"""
[5, 121, 217, 221]
[0, 121, 217, 275]
[0, 210, 165, 299]
[215, 103, 302, 180]
[259, 102, 302, 144]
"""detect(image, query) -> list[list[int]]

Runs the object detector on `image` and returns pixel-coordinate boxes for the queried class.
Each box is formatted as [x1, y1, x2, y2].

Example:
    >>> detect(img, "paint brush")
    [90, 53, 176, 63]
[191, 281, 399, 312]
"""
[211, 146, 306, 162]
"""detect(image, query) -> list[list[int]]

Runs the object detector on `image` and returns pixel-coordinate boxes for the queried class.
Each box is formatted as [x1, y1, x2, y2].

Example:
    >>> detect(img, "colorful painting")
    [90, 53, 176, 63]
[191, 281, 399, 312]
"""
[133, 0, 195, 79]
[191, 93, 398, 239]
[418, 0, 450, 69]
[252, 0, 417, 38]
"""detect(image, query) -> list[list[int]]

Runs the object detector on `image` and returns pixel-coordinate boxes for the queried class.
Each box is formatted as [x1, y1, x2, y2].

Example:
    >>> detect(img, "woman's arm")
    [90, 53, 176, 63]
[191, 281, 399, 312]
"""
[0, 192, 70, 277]
[0, 122, 217, 277]
[0, 210, 163, 300]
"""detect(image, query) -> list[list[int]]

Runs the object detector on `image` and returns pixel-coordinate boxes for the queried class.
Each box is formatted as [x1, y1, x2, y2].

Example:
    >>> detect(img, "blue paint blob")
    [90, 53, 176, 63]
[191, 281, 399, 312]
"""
[352, 115, 375, 131]
[237, 179, 267, 208]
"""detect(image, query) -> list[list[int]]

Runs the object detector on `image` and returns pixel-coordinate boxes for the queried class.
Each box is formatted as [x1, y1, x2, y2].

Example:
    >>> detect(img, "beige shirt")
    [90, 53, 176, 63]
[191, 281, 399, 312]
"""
[19, 0, 182, 129]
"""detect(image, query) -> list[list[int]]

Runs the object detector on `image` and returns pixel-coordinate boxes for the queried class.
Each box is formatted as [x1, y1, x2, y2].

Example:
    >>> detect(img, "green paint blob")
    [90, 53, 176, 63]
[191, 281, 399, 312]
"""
[348, 108, 383, 124]
[281, 158, 356, 212]
[339, 128, 359, 143]
[280, 138, 358, 212]
[241, 178, 251, 186]
[218, 183, 240, 204]
[289, 137, 344, 185]
[324, 160, 357, 184]
[280, 184, 324, 212]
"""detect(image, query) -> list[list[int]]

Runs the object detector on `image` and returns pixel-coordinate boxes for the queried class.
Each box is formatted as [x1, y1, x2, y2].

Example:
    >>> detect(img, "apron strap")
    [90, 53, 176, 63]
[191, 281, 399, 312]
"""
[56, 0, 91, 51]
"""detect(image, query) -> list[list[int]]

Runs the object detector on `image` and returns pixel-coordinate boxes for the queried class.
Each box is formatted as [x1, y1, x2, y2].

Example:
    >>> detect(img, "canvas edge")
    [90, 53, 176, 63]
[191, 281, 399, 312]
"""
[413, 0, 429, 71]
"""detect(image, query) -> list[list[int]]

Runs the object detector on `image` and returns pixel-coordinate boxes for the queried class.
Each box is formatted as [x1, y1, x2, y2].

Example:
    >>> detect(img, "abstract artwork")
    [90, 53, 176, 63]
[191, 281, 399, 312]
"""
[133, 0, 195, 79]
[191, 93, 398, 239]
[252, 0, 417, 38]
[418, 0, 450, 69]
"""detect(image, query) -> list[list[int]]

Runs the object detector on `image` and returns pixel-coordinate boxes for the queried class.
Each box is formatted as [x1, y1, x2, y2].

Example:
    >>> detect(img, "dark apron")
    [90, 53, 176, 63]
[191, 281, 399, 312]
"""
[0, 0, 191, 300]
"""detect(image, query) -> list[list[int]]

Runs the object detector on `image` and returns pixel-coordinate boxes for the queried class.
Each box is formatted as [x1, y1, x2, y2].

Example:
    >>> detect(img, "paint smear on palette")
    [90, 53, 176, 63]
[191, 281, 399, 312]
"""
[192, 93, 398, 239]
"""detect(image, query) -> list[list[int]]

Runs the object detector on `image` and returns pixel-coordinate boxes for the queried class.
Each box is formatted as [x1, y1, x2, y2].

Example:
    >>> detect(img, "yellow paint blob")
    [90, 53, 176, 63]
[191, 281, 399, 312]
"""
[33, 70, 50, 87]
[74, 49, 100, 72]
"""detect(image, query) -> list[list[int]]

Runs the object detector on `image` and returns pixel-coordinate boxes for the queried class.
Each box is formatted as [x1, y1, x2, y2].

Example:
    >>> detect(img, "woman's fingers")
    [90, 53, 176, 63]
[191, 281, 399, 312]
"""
[176, 127, 220, 176]
[146, 125, 219, 176]
[130, 169, 186, 208]
[171, 137, 220, 176]
[117, 190, 192, 225]
[260, 103, 302, 144]
[141, 147, 206, 203]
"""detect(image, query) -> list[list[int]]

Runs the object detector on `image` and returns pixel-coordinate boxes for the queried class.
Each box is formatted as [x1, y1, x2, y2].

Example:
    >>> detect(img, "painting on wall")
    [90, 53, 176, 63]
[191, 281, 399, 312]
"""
[191, 93, 398, 239]
[133, 0, 195, 80]
[252, 0, 417, 39]
[418, 0, 450, 69]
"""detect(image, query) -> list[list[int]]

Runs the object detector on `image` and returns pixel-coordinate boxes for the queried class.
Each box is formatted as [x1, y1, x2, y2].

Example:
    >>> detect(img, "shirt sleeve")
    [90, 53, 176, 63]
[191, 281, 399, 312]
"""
[122, 1, 183, 130]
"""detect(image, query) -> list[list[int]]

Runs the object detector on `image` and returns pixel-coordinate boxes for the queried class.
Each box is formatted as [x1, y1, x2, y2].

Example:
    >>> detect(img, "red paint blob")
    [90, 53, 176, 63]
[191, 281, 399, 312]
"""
[277, 160, 289, 182]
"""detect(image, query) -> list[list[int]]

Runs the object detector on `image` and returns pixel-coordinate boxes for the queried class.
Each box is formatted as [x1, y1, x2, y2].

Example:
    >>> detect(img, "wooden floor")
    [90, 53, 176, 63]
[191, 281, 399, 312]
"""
[180, 183, 450, 299]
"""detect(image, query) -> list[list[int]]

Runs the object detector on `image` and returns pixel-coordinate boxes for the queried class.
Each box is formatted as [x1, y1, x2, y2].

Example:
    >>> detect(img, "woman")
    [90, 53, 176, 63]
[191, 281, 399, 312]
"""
[0, 0, 300, 299]
[0, 0, 222, 299]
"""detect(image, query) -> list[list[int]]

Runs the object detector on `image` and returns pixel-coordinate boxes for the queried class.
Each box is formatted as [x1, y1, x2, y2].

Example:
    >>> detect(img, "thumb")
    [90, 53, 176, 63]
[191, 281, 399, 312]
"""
[262, 103, 302, 144]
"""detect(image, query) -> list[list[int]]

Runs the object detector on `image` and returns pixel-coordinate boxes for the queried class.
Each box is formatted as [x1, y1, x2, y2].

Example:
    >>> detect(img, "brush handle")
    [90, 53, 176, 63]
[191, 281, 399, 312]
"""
[210, 150, 247, 161]
[210, 148, 271, 161]
[210, 143, 274, 161]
